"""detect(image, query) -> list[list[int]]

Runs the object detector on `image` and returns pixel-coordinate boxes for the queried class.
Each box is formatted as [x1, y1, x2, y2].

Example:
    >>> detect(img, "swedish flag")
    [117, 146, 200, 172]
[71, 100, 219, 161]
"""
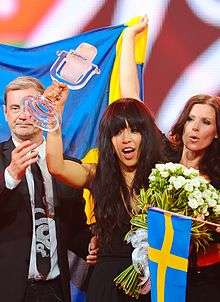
[148, 207, 192, 302]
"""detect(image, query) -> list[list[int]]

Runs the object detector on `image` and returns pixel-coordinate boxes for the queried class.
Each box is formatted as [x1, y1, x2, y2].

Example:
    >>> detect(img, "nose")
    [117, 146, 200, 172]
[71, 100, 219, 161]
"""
[17, 107, 32, 120]
[192, 120, 199, 131]
[17, 109, 29, 119]
[122, 129, 132, 142]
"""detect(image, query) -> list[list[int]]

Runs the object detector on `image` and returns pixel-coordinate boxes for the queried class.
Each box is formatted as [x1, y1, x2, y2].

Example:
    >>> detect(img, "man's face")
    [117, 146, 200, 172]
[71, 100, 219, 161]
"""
[5, 87, 42, 142]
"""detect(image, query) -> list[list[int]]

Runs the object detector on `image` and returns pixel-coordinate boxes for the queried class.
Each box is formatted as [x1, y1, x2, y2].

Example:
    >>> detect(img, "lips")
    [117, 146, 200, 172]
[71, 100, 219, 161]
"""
[122, 147, 136, 160]
[16, 123, 33, 127]
[188, 135, 199, 143]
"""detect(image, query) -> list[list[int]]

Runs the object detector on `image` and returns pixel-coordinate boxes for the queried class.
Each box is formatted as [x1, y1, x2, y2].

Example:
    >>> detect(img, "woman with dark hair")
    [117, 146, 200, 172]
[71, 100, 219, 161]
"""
[169, 94, 220, 182]
[46, 97, 164, 302]
[168, 94, 220, 302]
[89, 97, 163, 302]
[46, 18, 161, 302]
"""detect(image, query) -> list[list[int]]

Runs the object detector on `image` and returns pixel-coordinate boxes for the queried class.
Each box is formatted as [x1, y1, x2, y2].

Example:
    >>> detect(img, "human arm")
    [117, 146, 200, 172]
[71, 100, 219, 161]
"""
[45, 82, 96, 188]
[6, 140, 38, 181]
[0, 140, 38, 205]
[120, 16, 148, 99]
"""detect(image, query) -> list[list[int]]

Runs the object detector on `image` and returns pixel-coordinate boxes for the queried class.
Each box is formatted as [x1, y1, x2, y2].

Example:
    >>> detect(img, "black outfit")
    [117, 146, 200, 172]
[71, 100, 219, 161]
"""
[87, 209, 150, 302]
[187, 262, 220, 302]
[0, 138, 91, 302]
[24, 277, 63, 302]
[186, 179, 220, 302]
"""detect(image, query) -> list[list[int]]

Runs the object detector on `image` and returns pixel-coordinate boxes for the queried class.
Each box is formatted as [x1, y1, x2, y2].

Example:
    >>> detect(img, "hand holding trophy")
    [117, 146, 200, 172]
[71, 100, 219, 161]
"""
[22, 81, 68, 132]
[22, 42, 100, 131]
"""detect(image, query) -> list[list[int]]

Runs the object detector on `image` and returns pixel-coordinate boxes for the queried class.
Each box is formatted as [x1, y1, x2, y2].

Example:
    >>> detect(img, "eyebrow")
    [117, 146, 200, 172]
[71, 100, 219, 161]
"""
[9, 104, 20, 107]
[189, 114, 214, 120]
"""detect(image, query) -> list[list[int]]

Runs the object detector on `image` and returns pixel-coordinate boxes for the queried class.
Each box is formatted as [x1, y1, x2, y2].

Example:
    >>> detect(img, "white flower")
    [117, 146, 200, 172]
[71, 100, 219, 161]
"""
[183, 166, 199, 177]
[188, 198, 199, 209]
[169, 176, 176, 183]
[184, 181, 194, 192]
[167, 184, 173, 191]
[211, 191, 219, 200]
[190, 177, 202, 188]
[191, 189, 202, 199]
[173, 176, 186, 190]
[202, 189, 212, 200]
[214, 205, 220, 214]
[197, 198, 205, 206]
[149, 175, 156, 182]
[155, 163, 166, 172]
[208, 199, 217, 207]
[165, 162, 181, 172]
[160, 171, 169, 178]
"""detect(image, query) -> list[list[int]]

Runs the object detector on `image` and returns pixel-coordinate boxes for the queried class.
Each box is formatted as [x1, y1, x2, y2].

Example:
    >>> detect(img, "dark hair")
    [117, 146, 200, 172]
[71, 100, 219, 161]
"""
[91, 98, 165, 245]
[169, 94, 220, 183]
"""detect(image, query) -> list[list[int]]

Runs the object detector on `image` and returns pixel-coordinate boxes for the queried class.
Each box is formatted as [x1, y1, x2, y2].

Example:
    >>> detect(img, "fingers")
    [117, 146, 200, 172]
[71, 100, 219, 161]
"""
[13, 140, 37, 156]
[216, 227, 220, 233]
[86, 235, 99, 265]
[7, 140, 39, 180]
[124, 15, 148, 37]
[140, 15, 148, 27]
[86, 253, 98, 265]
[44, 82, 68, 102]
[13, 142, 38, 164]
[43, 82, 69, 116]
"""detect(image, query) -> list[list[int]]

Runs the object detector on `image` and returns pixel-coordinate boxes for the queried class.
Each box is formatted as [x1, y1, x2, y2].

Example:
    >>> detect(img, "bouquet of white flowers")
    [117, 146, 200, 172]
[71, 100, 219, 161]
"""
[114, 162, 220, 299]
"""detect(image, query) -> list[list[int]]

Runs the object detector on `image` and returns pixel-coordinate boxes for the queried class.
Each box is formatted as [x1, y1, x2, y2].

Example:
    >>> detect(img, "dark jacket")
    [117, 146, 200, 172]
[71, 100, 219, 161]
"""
[0, 138, 91, 302]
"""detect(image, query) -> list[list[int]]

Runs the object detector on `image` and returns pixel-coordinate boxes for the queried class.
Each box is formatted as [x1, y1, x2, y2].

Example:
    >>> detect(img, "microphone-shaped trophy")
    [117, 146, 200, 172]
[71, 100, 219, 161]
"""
[23, 43, 100, 132]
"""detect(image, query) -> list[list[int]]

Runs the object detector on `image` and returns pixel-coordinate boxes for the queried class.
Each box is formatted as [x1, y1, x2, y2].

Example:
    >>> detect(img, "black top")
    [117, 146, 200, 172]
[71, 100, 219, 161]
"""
[99, 209, 133, 259]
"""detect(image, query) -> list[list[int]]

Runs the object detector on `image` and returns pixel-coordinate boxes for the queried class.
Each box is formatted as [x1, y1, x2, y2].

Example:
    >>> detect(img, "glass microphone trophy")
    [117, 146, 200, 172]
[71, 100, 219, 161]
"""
[23, 43, 100, 131]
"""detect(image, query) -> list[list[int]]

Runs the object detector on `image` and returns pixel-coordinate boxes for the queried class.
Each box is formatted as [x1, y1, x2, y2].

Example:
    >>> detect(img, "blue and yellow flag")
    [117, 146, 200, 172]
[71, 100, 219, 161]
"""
[0, 17, 147, 161]
[147, 208, 192, 302]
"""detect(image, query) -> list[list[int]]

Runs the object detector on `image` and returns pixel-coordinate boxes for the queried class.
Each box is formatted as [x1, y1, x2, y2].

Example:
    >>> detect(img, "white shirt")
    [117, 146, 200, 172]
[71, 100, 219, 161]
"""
[5, 138, 60, 280]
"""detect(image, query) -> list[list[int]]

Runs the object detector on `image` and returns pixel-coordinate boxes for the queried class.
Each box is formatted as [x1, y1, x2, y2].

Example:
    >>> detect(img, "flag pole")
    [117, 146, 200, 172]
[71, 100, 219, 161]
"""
[150, 207, 220, 228]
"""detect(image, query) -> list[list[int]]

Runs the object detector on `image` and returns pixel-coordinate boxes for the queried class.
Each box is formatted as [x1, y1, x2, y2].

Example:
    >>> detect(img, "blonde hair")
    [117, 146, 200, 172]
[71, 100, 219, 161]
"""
[4, 76, 45, 105]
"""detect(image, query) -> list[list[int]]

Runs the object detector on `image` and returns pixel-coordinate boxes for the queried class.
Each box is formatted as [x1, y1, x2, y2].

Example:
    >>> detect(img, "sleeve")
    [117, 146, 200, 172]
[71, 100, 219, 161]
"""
[0, 165, 16, 204]
[57, 156, 92, 259]
[4, 168, 21, 189]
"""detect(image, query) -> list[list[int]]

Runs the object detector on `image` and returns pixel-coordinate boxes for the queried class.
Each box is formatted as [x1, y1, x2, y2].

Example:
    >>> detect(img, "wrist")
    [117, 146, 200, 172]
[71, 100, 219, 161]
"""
[6, 166, 21, 181]
[122, 29, 136, 39]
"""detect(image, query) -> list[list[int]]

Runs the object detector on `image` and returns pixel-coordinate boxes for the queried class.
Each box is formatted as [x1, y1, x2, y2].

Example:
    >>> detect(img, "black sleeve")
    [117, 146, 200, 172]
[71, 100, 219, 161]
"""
[56, 156, 92, 259]
[0, 152, 21, 207]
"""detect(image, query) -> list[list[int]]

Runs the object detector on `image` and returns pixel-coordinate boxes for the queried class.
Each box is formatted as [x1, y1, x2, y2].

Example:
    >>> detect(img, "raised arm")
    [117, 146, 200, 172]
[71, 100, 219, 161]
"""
[45, 82, 95, 188]
[120, 16, 148, 99]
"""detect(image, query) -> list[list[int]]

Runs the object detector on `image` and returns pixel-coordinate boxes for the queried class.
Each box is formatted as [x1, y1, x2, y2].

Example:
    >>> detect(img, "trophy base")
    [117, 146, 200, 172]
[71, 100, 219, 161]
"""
[22, 95, 59, 132]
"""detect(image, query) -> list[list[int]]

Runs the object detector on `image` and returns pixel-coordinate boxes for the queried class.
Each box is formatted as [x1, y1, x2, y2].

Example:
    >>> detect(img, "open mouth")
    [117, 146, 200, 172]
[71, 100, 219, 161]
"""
[122, 147, 136, 159]
[189, 135, 199, 142]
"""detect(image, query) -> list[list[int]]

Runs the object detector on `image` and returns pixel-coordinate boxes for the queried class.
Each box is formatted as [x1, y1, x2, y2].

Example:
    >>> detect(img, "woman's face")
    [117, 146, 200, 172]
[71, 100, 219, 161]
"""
[182, 103, 217, 153]
[111, 123, 142, 172]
